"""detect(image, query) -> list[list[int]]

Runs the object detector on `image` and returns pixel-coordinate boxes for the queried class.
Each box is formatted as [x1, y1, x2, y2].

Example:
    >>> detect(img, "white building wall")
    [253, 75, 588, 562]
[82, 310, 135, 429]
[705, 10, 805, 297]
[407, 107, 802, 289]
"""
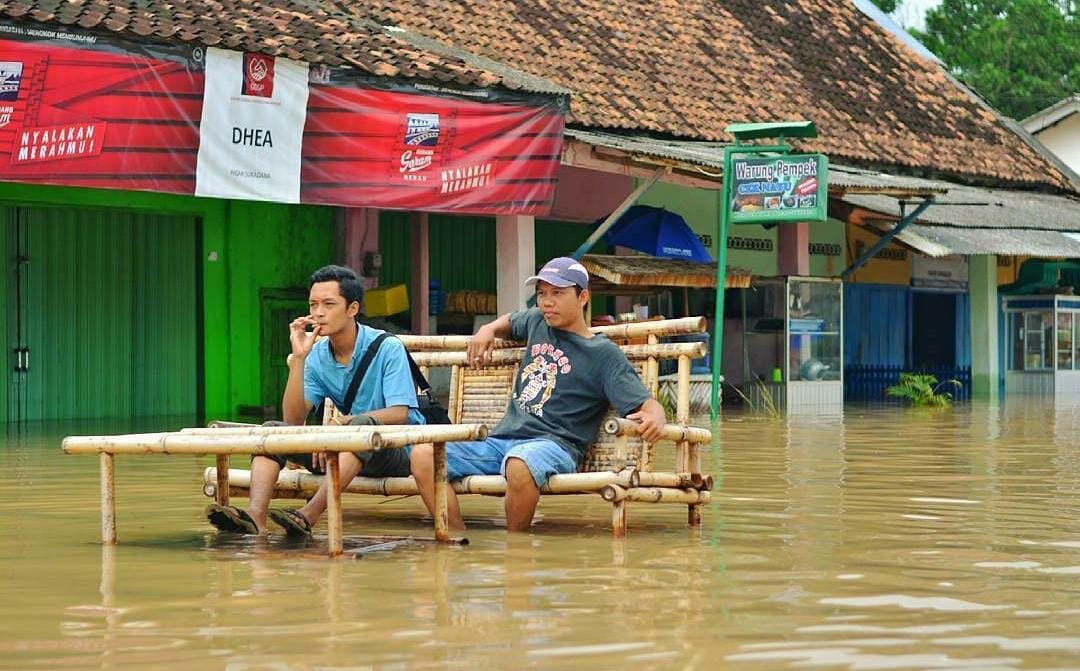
[1031, 113, 1080, 175]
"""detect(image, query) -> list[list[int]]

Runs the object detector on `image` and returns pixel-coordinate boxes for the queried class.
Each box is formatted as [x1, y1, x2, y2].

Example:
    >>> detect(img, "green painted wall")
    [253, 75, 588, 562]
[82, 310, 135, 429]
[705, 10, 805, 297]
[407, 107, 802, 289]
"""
[378, 212, 497, 293]
[219, 200, 336, 417]
[636, 181, 845, 277]
[0, 183, 335, 421]
[535, 219, 606, 266]
[0, 208, 11, 421]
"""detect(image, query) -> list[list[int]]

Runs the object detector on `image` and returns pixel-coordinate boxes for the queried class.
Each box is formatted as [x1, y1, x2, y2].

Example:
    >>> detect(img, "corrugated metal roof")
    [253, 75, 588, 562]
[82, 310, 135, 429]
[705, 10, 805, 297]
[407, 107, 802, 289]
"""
[565, 128, 726, 171]
[828, 165, 948, 196]
[566, 129, 949, 197]
[870, 224, 1080, 258]
[844, 183, 1080, 231]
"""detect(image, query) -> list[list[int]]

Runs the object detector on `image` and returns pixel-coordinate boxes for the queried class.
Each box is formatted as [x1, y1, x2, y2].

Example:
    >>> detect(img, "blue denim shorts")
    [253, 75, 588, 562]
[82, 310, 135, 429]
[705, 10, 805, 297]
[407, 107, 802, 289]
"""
[445, 436, 577, 488]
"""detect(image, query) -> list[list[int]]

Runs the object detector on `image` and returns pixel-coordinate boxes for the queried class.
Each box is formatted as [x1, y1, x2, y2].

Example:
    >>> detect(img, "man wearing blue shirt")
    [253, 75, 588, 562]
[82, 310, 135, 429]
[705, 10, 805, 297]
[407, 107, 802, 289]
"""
[208, 265, 423, 536]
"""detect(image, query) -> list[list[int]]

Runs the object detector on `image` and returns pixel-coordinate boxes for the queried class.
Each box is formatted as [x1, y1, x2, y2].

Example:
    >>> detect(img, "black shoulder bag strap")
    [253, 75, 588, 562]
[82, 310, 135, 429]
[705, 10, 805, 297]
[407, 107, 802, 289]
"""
[404, 349, 433, 396]
[339, 332, 391, 414]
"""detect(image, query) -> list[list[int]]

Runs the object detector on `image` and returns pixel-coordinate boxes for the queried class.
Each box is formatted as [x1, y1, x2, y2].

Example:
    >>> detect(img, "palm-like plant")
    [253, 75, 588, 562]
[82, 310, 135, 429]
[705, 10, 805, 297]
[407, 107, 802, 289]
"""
[886, 372, 961, 407]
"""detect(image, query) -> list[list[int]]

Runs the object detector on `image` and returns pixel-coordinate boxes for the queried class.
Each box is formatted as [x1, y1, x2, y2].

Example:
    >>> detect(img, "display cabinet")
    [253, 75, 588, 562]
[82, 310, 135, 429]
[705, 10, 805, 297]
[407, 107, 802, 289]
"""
[1003, 295, 1080, 395]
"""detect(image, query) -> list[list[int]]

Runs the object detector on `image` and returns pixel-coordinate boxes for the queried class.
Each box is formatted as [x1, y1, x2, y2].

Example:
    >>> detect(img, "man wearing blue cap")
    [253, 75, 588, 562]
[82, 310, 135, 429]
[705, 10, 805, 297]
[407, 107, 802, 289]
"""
[410, 257, 666, 532]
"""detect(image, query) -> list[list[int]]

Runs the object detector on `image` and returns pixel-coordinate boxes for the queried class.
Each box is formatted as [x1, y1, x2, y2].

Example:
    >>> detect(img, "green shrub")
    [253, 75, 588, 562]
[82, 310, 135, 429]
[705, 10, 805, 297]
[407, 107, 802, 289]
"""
[886, 372, 961, 407]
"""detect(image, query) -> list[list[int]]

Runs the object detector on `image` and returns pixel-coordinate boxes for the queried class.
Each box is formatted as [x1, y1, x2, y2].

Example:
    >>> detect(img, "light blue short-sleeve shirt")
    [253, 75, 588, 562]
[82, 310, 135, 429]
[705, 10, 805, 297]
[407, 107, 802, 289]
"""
[303, 324, 424, 425]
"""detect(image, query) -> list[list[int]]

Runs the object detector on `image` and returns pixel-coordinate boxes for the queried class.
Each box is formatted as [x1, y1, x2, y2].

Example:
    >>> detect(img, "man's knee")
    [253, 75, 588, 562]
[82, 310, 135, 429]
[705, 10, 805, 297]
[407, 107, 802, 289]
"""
[410, 443, 434, 478]
[252, 454, 281, 469]
[505, 458, 538, 492]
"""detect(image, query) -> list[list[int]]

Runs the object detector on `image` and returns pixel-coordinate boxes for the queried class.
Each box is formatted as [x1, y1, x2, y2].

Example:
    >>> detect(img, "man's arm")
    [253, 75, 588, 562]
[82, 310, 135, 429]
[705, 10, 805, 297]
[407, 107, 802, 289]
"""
[626, 398, 666, 444]
[282, 314, 320, 425]
[467, 312, 514, 368]
[356, 405, 409, 425]
[282, 354, 313, 425]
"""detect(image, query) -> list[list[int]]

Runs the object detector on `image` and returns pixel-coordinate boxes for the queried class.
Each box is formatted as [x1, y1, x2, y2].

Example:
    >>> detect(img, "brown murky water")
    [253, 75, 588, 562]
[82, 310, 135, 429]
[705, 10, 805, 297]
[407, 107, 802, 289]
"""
[3, 402, 1080, 670]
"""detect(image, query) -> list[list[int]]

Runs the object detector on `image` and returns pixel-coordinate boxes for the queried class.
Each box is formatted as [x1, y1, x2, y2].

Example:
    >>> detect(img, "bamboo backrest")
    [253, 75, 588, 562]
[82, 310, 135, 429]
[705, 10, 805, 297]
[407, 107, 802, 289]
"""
[450, 361, 651, 473]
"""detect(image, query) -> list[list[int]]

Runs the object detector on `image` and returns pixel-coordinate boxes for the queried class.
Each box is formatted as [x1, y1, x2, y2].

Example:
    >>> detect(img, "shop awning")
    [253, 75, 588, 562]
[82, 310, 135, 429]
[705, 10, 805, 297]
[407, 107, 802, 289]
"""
[582, 254, 752, 291]
[862, 223, 1080, 258]
[563, 129, 950, 198]
[841, 170, 1080, 257]
[843, 181, 1080, 232]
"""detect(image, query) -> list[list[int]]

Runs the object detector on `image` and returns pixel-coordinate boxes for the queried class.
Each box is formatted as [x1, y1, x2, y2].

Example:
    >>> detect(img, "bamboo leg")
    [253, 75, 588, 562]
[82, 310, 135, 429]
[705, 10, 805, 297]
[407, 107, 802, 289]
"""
[612, 501, 627, 538]
[215, 455, 230, 506]
[676, 354, 691, 474]
[433, 441, 449, 543]
[688, 503, 702, 527]
[100, 453, 116, 545]
[326, 453, 343, 557]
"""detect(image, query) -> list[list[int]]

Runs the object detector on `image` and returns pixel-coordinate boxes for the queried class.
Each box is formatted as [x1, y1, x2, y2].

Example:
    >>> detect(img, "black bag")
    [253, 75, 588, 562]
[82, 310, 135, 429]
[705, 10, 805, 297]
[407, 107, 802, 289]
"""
[404, 350, 452, 425]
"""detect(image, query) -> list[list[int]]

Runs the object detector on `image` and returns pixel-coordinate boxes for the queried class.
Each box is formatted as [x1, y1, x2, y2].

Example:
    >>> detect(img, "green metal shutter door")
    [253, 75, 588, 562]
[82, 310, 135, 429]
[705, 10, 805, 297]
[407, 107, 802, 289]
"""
[19, 206, 197, 421]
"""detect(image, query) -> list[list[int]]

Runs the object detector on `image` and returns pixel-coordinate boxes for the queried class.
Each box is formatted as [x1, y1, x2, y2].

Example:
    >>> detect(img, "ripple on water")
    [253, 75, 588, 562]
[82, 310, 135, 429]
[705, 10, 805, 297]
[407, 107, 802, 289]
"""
[4, 402, 1080, 669]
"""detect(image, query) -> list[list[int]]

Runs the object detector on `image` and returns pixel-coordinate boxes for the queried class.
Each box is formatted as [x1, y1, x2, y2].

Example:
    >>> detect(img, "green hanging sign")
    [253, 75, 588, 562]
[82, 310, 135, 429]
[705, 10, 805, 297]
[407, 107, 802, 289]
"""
[728, 153, 828, 224]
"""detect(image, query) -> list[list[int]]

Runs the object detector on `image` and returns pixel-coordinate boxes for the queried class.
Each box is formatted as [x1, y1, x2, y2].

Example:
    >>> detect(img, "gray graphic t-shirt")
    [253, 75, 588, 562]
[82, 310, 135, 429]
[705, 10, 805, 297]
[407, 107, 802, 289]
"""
[491, 308, 651, 462]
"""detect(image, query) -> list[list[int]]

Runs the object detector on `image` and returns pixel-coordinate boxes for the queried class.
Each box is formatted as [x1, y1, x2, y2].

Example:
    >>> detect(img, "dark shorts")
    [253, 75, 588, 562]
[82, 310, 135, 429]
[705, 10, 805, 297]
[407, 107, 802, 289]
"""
[254, 416, 412, 478]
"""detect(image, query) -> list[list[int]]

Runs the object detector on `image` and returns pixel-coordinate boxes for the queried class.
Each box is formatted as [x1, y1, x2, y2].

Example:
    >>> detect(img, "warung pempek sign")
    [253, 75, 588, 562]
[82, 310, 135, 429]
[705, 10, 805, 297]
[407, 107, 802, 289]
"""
[728, 153, 828, 225]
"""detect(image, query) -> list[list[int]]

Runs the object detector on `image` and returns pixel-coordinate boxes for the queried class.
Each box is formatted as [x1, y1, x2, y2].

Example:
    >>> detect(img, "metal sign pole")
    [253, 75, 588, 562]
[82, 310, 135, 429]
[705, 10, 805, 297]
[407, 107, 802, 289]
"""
[711, 146, 734, 421]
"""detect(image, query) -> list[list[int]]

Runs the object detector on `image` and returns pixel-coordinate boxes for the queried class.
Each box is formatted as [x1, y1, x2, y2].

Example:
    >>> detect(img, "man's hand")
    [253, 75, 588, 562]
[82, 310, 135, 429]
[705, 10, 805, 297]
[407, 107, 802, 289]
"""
[467, 324, 496, 369]
[289, 315, 321, 360]
[627, 399, 666, 444]
[311, 451, 327, 473]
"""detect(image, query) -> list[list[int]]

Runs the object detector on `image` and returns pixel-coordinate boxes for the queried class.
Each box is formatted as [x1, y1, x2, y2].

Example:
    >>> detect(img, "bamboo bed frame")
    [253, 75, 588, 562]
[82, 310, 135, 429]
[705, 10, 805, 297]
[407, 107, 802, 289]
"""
[63, 423, 484, 556]
[203, 316, 714, 537]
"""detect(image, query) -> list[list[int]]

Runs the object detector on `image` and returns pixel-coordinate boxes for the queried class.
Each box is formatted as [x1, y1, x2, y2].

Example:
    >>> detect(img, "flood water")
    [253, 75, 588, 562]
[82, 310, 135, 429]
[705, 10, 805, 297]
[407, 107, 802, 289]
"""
[3, 402, 1080, 670]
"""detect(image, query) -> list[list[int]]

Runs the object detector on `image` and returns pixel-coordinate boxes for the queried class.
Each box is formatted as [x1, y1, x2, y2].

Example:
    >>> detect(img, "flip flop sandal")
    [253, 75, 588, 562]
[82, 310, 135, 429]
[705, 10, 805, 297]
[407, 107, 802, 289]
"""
[206, 504, 259, 535]
[269, 508, 313, 537]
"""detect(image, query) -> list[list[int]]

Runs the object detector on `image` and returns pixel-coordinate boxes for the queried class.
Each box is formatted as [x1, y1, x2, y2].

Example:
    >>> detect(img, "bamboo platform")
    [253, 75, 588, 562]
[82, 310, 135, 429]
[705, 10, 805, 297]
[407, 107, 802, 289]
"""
[63, 423, 486, 557]
[209, 316, 715, 537]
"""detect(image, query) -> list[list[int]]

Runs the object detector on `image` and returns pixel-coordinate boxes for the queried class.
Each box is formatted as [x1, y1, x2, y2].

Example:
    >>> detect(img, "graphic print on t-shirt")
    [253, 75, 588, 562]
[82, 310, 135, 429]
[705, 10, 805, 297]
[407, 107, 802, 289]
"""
[515, 342, 573, 418]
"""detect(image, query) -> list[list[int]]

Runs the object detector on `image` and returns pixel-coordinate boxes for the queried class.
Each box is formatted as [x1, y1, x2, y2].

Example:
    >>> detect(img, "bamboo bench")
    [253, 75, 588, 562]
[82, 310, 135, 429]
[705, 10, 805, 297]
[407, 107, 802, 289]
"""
[204, 317, 714, 536]
[63, 423, 483, 556]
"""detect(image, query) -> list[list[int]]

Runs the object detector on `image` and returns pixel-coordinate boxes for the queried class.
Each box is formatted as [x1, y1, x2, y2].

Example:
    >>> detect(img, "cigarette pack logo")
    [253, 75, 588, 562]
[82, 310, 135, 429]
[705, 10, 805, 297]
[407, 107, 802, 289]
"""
[241, 53, 274, 98]
[404, 113, 439, 147]
[0, 61, 23, 102]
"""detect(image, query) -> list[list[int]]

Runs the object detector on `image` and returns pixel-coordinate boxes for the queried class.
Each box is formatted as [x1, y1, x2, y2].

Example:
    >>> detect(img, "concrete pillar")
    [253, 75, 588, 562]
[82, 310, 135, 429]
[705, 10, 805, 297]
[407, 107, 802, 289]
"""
[969, 255, 999, 401]
[410, 212, 430, 334]
[495, 215, 535, 314]
[777, 222, 810, 276]
[343, 207, 380, 291]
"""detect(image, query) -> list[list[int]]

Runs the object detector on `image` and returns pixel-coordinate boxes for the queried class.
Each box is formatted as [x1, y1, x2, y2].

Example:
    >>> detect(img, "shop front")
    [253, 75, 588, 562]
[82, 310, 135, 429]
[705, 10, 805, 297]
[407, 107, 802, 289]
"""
[1003, 295, 1080, 395]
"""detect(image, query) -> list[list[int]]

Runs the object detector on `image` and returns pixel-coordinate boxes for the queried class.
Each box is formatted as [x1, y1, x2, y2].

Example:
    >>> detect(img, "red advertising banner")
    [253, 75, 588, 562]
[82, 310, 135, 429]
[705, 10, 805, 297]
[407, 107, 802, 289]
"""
[0, 25, 565, 215]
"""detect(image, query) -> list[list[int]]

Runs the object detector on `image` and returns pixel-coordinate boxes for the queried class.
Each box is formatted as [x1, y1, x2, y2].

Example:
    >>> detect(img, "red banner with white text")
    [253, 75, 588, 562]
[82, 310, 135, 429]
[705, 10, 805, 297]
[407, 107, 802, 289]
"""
[0, 24, 565, 215]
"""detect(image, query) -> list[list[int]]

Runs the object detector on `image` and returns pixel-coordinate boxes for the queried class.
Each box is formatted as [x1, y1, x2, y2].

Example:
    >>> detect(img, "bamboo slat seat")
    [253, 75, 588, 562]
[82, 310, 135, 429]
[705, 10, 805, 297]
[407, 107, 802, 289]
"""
[204, 316, 715, 536]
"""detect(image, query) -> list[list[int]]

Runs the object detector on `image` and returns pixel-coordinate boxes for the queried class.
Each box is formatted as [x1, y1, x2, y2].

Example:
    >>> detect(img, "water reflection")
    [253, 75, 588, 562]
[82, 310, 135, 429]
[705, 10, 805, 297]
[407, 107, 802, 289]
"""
[3, 401, 1080, 668]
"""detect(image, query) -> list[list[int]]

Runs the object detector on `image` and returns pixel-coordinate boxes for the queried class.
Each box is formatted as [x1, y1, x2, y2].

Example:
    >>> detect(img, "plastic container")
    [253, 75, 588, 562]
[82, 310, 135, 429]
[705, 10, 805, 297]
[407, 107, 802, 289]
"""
[365, 283, 410, 317]
[428, 280, 444, 316]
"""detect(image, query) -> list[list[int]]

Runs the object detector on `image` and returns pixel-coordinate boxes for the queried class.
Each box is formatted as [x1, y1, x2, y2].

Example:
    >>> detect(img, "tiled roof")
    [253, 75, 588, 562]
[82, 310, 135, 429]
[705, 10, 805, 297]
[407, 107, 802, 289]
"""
[1, 1, 1074, 193]
[0, 0, 561, 92]
[343, 0, 1075, 193]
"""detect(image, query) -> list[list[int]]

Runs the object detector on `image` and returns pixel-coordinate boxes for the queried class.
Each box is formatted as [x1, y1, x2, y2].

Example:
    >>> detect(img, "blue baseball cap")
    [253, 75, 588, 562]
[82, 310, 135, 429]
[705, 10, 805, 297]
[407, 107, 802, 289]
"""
[525, 257, 590, 290]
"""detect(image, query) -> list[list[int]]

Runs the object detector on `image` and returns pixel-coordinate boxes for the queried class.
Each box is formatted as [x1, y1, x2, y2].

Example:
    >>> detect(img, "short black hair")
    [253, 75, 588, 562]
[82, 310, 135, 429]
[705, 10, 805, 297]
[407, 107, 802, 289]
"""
[309, 265, 364, 308]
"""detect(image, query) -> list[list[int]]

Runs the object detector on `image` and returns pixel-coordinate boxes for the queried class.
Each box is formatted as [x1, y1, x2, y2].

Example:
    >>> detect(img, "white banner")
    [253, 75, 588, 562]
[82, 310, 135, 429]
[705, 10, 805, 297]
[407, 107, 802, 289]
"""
[195, 48, 308, 203]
